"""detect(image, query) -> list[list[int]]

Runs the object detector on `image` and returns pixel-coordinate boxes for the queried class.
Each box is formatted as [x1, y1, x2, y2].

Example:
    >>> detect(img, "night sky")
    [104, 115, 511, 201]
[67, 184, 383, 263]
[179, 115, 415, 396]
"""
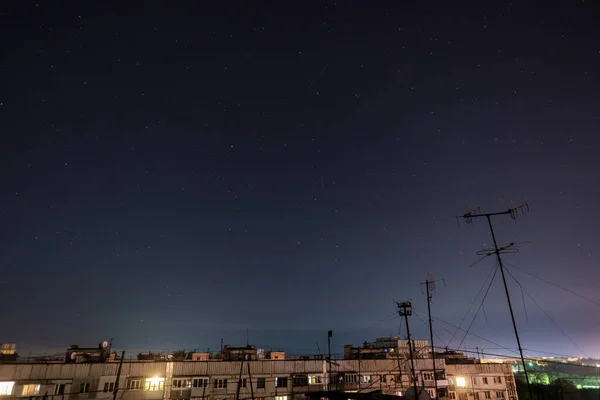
[2, 1, 600, 359]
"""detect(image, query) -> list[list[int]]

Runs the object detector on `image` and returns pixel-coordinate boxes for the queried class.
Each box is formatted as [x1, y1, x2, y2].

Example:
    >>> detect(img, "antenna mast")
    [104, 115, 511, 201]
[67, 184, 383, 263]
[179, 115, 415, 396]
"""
[423, 276, 443, 399]
[457, 202, 533, 400]
[397, 301, 419, 399]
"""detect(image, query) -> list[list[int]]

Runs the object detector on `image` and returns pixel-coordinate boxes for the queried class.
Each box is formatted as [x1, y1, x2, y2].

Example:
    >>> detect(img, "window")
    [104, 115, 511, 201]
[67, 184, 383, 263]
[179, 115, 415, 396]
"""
[472, 377, 478, 385]
[293, 375, 308, 386]
[344, 374, 358, 384]
[423, 372, 435, 381]
[456, 377, 466, 387]
[493, 377, 502, 384]
[448, 377, 455, 385]
[275, 396, 288, 400]
[103, 382, 115, 393]
[362, 376, 372, 383]
[128, 379, 141, 390]
[22, 384, 41, 396]
[426, 388, 436, 398]
[308, 375, 322, 385]
[239, 378, 247, 388]
[193, 378, 209, 388]
[459, 394, 468, 400]
[257, 378, 266, 389]
[483, 377, 488, 385]
[214, 379, 228, 389]
[484, 391, 491, 399]
[145, 378, 165, 391]
[80, 383, 90, 393]
[380, 375, 387, 383]
[173, 378, 191, 388]
[54, 384, 66, 395]
[449, 392, 456, 400]
[0, 382, 14, 396]
[275, 377, 288, 388]
[496, 392, 505, 399]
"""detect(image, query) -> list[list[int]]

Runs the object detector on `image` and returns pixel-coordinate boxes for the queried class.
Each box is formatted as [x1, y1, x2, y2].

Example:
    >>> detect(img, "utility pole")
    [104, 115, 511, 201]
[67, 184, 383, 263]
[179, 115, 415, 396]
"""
[425, 279, 439, 399]
[327, 331, 333, 391]
[397, 301, 418, 399]
[235, 358, 245, 400]
[113, 351, 125, 400]
[247, 362, 255, 400]
[457, 202, 533, 400]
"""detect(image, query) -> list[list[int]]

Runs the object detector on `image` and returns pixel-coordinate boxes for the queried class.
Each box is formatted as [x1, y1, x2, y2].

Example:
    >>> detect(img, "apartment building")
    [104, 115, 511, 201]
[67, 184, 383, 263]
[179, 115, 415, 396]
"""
[0, 358, 447, 400]
[446, 364, 517, 400]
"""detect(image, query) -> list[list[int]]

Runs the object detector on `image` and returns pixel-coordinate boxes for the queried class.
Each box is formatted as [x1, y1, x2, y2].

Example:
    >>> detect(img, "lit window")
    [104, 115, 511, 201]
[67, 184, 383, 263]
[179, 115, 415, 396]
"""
[456, 377, 466, 387]
[275, 396, 288, 400]
[362, 376, 372, 383]
[0, 382, 14, 396]
[145, 377, 165, 391]
[308, 375, 322, 385]
[22, 384, 41, 396]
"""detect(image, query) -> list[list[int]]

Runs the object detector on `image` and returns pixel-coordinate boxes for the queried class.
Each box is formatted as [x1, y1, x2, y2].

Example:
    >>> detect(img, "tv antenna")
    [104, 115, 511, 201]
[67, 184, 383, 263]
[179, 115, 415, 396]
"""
[456, 201, 532, 400]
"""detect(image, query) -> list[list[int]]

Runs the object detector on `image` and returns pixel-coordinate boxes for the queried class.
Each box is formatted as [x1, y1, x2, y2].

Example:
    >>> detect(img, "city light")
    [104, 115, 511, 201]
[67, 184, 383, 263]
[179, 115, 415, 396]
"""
[456, 377, 466, 387]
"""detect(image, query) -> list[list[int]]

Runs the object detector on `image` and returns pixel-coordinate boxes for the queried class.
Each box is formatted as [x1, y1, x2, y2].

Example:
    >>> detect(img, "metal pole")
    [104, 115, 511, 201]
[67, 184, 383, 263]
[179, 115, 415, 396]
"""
[486, 215, 533, 399]
[404, 312, 419, 399]
[426, 280, 439, 399]
[113, 351, 125, 400]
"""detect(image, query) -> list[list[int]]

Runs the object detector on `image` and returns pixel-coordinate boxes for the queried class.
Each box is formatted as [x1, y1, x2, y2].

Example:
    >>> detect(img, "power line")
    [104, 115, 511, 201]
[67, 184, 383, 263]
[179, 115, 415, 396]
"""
[504, 261, 600, 308]
[503, 265, 590, 358]
[457, 263, 500, 350]
[447, 262, 498, 348]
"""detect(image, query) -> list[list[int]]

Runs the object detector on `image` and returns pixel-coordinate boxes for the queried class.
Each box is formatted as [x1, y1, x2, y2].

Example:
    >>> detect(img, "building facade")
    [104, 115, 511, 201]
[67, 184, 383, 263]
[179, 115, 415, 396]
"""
[446, 364, 517, 400]
[0, 358, 449, 400]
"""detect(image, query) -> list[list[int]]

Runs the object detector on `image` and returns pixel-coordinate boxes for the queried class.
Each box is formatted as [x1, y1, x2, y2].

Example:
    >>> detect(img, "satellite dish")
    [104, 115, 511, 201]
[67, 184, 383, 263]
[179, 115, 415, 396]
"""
[102, 341, 109, 349]
[71, 352, 78, 361]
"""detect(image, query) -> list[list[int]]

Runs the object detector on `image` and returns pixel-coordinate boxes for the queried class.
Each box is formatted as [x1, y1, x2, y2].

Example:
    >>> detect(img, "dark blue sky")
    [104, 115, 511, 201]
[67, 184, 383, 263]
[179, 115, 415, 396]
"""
[1, 1, 600, 359]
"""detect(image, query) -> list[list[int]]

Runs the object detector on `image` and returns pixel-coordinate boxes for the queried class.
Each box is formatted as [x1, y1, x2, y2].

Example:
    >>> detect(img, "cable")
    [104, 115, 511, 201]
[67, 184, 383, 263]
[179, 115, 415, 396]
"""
[457, 263, 500, 350]
[503, 266, 590, 358]
[446, 262, 499, 348]
[412, 306, 520, 357]
[504, 261, 600, 308]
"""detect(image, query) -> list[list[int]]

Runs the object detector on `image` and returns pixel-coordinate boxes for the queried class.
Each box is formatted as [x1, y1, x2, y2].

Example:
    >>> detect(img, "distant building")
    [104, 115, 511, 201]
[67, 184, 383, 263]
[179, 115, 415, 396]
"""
[345, 337, 431, 360]
[446, 363, 517, 400]
[222, 344, 258, 361]
[268, 351, 286, 360]
[0, 344, 16, 355]
[65, 343, 110, 363]
[190, 352, 210, 361]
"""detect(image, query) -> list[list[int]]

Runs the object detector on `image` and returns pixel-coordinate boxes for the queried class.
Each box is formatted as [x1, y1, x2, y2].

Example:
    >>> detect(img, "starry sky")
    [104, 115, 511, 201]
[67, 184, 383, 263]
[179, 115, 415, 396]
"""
[1, 1, 600, 359]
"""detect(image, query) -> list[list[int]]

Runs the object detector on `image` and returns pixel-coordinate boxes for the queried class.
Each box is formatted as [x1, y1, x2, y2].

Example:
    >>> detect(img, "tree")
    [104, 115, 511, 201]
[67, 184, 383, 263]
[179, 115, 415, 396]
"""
[172, 349, 187, 360]
[551, 378, 577, 393]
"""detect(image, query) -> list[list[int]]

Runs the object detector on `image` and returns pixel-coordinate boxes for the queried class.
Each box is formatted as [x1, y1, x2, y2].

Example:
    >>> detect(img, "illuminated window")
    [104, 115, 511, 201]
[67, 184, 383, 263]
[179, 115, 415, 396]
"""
[192, 378, 208, 388]
[103, 382, 115, 392]
[362, 376, 372, 383]
[275, 396, 288, 400]
[22, 384, 41, 396]
[0, 382, 14, 396]
[456, 377, 466, 387]
[145, 378, 165, 391]
[80, 383, 90, 393]
[309, 375, 322, 385]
